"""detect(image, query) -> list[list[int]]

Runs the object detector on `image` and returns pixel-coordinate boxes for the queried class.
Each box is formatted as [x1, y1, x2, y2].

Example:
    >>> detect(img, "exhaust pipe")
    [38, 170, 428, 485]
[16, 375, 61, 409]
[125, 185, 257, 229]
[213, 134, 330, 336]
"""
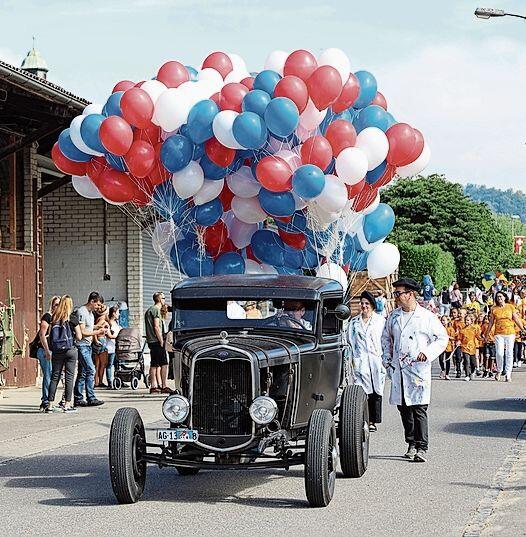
[266, 419, 281, 433]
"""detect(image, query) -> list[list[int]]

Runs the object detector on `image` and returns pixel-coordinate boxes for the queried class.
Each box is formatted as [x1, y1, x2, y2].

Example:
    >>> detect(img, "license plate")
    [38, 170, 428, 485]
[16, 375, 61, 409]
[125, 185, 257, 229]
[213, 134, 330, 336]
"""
[156, 428, 198, 443]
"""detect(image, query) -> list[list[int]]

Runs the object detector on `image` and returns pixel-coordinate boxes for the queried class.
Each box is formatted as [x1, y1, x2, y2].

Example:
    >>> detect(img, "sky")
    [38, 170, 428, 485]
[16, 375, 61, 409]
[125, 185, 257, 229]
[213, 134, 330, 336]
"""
[1, 0, 526, 190]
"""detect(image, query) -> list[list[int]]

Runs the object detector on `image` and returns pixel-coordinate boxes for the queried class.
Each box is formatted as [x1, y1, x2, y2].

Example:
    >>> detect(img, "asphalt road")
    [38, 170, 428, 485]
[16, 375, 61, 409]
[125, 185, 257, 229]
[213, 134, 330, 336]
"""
[1, 368, 525, 537]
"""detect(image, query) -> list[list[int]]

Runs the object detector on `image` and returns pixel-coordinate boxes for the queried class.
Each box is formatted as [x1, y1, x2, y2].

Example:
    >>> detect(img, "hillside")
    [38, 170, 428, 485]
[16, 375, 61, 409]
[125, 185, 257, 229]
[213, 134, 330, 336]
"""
[464, 184, 526, 223]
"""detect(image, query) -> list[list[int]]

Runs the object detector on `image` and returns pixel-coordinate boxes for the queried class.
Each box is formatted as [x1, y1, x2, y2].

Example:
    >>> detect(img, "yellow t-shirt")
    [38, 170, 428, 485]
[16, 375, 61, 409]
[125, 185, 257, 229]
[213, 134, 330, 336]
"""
[466, 301, 481, 314]
[492, 304, 516, 336]
[459, 325, 479, 355]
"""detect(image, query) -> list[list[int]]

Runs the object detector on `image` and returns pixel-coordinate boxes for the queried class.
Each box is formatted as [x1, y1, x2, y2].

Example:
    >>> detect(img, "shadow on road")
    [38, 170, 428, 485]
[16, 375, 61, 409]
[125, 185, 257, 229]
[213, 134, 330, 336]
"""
[465, 398, 526, 413]
[443, 419, 525, 439]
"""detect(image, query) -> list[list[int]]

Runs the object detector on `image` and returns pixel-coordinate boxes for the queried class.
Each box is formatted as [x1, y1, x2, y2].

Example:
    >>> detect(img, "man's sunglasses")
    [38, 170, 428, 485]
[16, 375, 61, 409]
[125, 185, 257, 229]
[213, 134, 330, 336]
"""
[393, 290, 412, 298]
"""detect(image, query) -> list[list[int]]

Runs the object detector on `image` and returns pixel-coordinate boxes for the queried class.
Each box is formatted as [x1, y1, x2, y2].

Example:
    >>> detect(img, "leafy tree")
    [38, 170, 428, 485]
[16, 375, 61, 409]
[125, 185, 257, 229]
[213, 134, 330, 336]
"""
[465, 184, 526, 223]
[382, 175, 524, 286]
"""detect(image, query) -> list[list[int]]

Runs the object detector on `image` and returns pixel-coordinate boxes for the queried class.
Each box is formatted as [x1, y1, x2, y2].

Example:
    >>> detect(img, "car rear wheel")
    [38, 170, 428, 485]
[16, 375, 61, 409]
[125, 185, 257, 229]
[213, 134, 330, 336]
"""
[304, 409, 337, 507]
[109, 408, 147, 503]
[339, 385, 369, 478]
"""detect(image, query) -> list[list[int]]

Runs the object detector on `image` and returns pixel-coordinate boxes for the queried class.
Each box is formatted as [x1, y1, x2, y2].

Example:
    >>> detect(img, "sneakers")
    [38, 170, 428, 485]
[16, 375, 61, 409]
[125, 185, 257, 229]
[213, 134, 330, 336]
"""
[414, 450, 427, 463]
[150, 387, 161, 394]
[513, 362, 518, 369]
[39, 402, 48, 412]
[464, 376, 471, 382]
[475, 369, 482, 377]
[63, 407, 78, 413]
[456, 372, 461, 379]
[469, 373, 475, 381]
[488, 371, 494, 378]
[495, 373, 501, 381]
[74, 400, 88, 407]
[161, 387, 175, 395]
[404, 446, 417, 459]
[369, 424, 378, 432]
[87, 399, 105, 407]
[482, 370, 488, 378]
[444, 375, 451, 381]
[439, 371, 445, 379]
[505, 376, 512, 383]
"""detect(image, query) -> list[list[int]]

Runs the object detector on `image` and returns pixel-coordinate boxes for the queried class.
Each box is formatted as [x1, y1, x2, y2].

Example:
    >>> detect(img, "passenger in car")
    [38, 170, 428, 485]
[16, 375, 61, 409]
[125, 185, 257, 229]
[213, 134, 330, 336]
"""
[284, 301, 312, 330]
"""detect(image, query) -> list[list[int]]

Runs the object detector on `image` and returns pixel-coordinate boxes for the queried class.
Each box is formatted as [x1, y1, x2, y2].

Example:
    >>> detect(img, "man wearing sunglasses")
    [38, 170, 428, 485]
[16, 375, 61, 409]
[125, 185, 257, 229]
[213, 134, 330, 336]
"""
[381, 278, 448, 463]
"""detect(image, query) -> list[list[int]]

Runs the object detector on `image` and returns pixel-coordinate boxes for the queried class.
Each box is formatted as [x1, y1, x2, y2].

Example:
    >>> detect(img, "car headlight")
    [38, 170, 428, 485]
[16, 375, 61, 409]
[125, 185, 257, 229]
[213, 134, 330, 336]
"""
[162, 395, 190, 424]
[249, 396, 278, 425]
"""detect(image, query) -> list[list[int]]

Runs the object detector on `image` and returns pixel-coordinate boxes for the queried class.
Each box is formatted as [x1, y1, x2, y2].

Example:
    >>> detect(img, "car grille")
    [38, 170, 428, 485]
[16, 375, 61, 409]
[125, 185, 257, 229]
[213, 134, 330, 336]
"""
[191, 357, 252, 436]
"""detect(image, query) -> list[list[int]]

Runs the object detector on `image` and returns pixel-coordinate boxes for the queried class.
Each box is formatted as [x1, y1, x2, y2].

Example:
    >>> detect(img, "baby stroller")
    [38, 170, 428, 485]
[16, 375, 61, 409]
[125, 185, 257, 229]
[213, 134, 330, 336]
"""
[113, 328, 150, 390]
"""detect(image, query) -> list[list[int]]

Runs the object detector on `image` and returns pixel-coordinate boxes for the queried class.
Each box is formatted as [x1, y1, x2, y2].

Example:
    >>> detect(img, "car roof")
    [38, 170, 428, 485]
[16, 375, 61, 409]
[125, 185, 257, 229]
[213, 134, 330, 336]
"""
[172, 275, 343, 300]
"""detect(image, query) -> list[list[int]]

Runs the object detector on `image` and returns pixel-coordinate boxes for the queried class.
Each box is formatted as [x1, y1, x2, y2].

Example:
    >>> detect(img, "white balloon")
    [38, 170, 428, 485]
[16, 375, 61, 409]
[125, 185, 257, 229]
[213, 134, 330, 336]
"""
[198, 68, 224, 90]
[316, 262, 348, 290]
[245, 259, 265, 274]
[228, 217, 259, 249]
[152, 220, 181, 258]
[315, 174, 348, 213]
[308, 202, 341, 226]
[264, 50, 288, 76]
[231, 195, 267, 224]
[318, 48, 351, 83]
[299, 99, 327, 131]
[222, 209, 236, 229]
[155, 88, 192, 132]
[193, 178, 224, 205]
[396, 143, 431, 177]
[71, 175, 101, 199]
[227, 52, 248, 73]
[260, 263, 279, 275]
[141, 79, 167, 105]
[295, 123, 312, 142]
[292, 191, 307, 210]
[362, 191, 381, 216]
[171, 161, 204, 199]
[367, 242, 400, 279]
[70, 116, 104, 156]
[102, 195, 125, 206]
[355, 127, 389, 171]
[212, 110, 244, 149]
[224, 70, 251, 84]
[274, 149, 302, 171]
[227, 166, 261, 198]
[82, 103, 103, 116]
[335, 147, 368, 185]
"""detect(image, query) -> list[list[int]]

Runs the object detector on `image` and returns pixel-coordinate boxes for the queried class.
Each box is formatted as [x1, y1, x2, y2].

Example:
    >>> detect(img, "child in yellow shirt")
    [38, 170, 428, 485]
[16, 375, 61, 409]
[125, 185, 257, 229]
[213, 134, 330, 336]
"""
[458, 314, 478, 381]
[439, 316, 455, 380]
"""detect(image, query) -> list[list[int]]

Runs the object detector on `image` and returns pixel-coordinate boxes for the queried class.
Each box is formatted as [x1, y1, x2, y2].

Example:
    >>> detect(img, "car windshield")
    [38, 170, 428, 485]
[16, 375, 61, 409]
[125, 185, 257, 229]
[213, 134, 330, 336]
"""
[173, 298, 316, 333]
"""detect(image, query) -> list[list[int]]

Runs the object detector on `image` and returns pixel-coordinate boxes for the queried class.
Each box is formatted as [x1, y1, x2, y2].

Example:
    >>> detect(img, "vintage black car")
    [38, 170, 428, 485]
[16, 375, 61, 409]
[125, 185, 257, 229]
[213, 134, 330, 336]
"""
[109, 275, 370, 507]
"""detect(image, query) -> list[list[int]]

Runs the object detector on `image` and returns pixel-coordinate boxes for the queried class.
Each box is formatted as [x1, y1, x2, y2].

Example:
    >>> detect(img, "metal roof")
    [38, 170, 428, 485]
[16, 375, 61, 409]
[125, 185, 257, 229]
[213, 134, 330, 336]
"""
[507, 268, 526, 276]
[21, 47, 49, 72]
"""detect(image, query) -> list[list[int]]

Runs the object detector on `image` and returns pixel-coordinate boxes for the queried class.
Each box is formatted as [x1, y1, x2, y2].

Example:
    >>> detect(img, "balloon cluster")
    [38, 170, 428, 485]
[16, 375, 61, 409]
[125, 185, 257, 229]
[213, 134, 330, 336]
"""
[52, 48, 430, 285]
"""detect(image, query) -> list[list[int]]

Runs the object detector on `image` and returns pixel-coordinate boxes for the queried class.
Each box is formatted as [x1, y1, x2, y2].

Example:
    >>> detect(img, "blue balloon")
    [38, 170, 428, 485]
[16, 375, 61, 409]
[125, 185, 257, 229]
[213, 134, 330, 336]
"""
[181, 249, 214, 277]
[199, 154, 229, 180]
[185, 65, 199, 82]
[269, 131, 300, 147]
[152, 181, 186, 220]
[275, 210, 307, 233]
[264, 97, 299, 138]
[276, 266, 303, 275]
[187, 99, 219, 144]
[170, 238, 196, 270]
[258, 189, 296, 217]
[251, 229, 285, 266]
[80, 114, 106, 153]
[385, 112, 397, 129]
[102, 91, 124, 117]
[58, 129, 91, 162]
[292, 165, 325, 200]
[105, 152, 128, 172]
[214, 252, 246, 275]
[242, 89, 271, 117]
[283, 245, 303, 269]
[365, 160, 387, 185]
[161, 135, 193, 173]
[192, 142, 205, 161]
[302, 246, 320, 269]
[348, 249, 368, 271]
[253, 70, 281, 97]
[324, 158, 336, 175]
[232, 112, 268, 149]
[354, 71, 378, 109]
[354, 105, 389, 133]
[194, 198, 223, 226]
[363, 203, 395, 243]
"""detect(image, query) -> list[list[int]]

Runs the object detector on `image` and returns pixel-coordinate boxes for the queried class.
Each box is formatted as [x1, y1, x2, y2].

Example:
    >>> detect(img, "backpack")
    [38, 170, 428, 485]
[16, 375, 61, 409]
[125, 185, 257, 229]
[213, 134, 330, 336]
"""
[441, 290, 450, 304]
[49, 321, 73, 353]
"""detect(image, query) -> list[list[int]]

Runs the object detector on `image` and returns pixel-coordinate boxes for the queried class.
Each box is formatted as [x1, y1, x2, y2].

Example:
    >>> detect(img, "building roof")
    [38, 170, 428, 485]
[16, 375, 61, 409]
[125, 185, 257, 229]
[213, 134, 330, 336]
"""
[21, 47, 48, 72]
[507, 268, 526, 276]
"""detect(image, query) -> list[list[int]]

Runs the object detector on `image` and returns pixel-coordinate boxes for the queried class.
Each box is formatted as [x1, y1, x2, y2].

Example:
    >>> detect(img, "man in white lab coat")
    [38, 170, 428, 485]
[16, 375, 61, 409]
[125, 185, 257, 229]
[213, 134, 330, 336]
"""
[381, 278, 448, 463]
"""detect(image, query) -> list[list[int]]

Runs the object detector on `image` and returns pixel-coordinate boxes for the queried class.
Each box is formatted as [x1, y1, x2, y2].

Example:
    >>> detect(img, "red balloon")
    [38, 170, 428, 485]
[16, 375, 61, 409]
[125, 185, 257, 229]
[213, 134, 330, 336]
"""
[373, 164, 397, 188]
[240, 77, 255, 90]
[278, 229, 306, 250]
[245, 245, 258, 262]
[133, 124, 161, 144]
[274, 76, 309, 114]
[306, 66, 342, 111]
[219, 83, 249, 112]
[215, 238, 236, 258]
[135, 81, 145, 88]
[205, 138, 236, 167]
[157, 61, 189, 88]
[283, 49, 318, 81]
[113, 80, 135, 93]
[86, 156, 107, 181]
[96, 169, 139, 203]
[371, 91, 387, 110]
[131, 176, 154, 207]
[325, 120, 357, 157]
[210, 92, 221, 106]
[121, 88, 154, 129]
[202, 51, 233, 79]
[386, 123, 417, 166]
[300, 136, 333, 170]
[346, 178, 365, 199]
[124, 140, 155, 178]
[219, 183, 235, 211]
[148, 145, 171, 185]
[205, 220, 229, 256]
[332, 73, 360, 113]
[99, 116, 133, 156]
[398, 128, 424, 167]
[352, 184, 378, 213]
[51, 143, 87, 176]
[256, 156, 292, 192]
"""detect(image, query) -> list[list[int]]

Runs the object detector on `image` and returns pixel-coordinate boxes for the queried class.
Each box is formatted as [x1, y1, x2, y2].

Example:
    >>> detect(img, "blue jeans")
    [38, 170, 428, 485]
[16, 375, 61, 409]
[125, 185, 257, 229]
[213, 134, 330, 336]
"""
[74, 344, 96, 402]
[37, 347, 52, 404]
[106, 353, 115, 385]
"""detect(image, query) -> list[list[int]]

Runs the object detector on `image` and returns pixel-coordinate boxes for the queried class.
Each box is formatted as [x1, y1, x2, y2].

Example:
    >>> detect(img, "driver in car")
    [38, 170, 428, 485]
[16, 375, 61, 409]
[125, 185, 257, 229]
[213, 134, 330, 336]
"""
[284, 301, 312, 330]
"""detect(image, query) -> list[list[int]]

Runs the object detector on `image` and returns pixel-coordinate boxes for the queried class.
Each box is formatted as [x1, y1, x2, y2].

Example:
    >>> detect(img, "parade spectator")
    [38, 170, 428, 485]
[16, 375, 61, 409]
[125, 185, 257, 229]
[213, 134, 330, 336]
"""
[105, 306, 121, 388]
[450, 283, 463, 309]
[73, 292, 106, 407]
[244, 301, 263, 319]
[93, 303, 109, 388]
[481, 314, 496, 378]
[439, 287, 451, 316]
[485, 291, 524, 382]
[458, 314, 479, 381]
[347, 291, 386, 432]
[438, 316, 454, 380]
[46, 295, 82, 413]
[36, 295, 60, 412]
[375, 290, 388, 318]
[450, 308, 465, 378]
[382, 278, 448, 463]
[465, 292, 482, 315]
[422, 275, 435, 306]
[227, 300, 246, 319]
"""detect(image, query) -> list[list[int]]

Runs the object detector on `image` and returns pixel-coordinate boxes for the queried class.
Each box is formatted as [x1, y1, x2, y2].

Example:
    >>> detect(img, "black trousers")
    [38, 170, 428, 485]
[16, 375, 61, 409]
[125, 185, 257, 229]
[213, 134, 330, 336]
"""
[454, 347, 463, 375]
[397, 400, 429, 451]
[48, 348, 78, 403]
[438, 352, 451, 375]
[367, 392, 382, 424]
[463, 353, 476, 376]
[514, 342, 524, 363]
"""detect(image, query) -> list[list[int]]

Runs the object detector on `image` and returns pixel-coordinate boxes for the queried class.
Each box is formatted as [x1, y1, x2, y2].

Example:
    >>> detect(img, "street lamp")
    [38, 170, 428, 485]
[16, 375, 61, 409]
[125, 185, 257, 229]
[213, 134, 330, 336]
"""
[475, 7, 526, 20]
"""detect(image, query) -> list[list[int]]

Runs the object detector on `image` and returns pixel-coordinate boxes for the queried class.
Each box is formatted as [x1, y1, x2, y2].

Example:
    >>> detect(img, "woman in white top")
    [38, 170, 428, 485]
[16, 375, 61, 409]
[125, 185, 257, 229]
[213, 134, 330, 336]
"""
[105, 306, 121, 388]
[347, 291, 386, 432]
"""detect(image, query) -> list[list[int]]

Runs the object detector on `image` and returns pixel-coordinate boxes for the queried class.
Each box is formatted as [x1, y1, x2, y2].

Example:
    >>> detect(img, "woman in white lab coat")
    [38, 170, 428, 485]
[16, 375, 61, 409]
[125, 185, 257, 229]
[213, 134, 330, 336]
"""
[347, 291, 386, 432]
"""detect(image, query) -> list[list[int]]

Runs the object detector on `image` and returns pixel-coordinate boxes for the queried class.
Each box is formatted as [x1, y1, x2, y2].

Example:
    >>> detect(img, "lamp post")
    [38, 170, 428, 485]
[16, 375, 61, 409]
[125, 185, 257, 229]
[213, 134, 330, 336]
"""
[475, 7, 526, 21]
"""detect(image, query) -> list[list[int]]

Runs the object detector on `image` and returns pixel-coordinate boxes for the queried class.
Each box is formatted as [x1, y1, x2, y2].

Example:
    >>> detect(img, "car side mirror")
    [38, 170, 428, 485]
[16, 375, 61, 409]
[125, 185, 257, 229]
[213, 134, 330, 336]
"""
[334, 304, 351, 321]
